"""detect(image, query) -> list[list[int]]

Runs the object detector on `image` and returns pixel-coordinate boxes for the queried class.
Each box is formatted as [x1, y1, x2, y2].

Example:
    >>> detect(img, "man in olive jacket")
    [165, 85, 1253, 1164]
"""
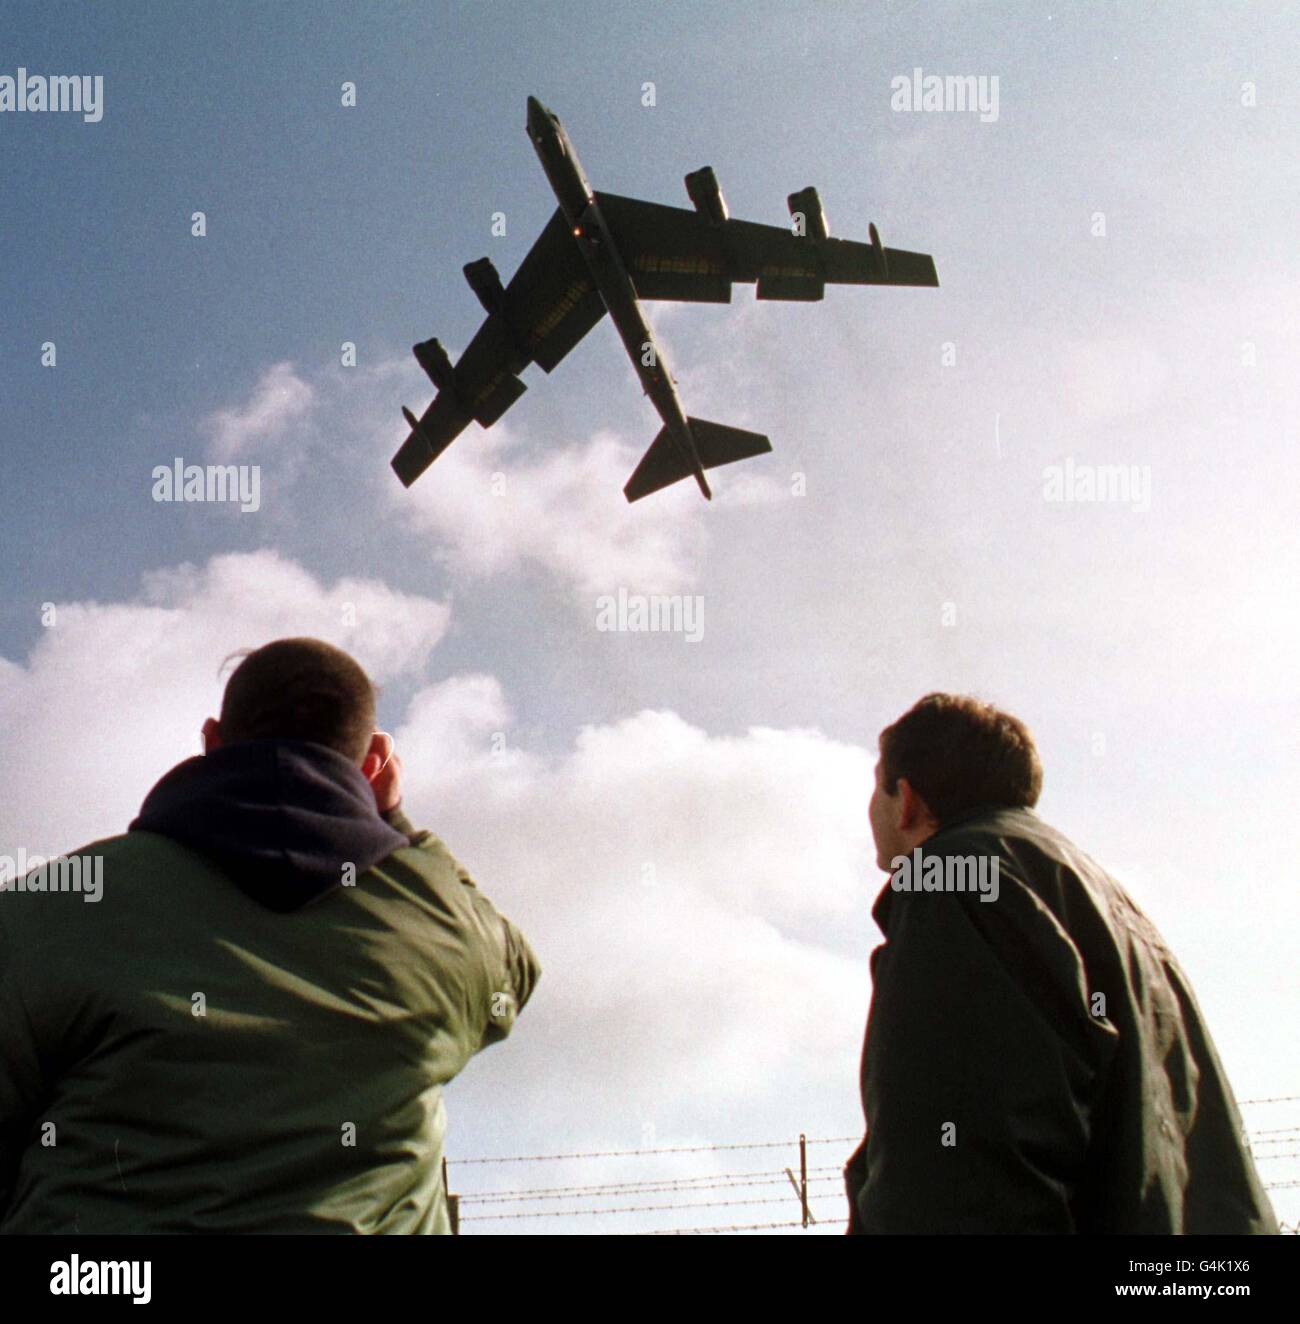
[0, 638, 539, 1233]
[845, 693, 1276, 1234]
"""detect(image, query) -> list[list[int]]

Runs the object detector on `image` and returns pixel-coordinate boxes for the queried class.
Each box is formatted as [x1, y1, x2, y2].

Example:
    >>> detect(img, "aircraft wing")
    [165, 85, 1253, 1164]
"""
[595, 191, 938, 302]
[392, 390, 473, 488]
[505, 207, 608, 371]
[392, 208, 607, 487]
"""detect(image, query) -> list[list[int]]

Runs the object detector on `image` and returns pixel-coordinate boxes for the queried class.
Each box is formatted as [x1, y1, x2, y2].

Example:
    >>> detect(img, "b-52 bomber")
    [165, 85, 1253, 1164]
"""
[393, 96, 939, 502]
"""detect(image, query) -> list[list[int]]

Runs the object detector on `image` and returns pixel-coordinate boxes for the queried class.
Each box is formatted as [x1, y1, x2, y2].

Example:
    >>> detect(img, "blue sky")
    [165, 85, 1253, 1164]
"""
[2, 1, 1298, 1231]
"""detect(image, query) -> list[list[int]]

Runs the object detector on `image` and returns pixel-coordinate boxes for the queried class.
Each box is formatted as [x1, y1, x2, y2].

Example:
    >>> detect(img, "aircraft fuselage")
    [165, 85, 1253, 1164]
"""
[526, 97, 710, 498]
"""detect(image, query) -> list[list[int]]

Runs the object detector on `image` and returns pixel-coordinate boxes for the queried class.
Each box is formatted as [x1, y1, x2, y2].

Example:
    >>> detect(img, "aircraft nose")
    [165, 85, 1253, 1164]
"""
[526, 95, 551, 131]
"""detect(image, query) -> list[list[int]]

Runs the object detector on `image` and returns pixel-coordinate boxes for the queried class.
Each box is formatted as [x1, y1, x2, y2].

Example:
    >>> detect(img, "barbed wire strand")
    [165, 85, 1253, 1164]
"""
[648, 1220, 807, 1235]
[448, 1103, 1300, 1228]
[463, 1181, 847, 1212]
[460, 1185, 844, 1221]
[451, 1135, 860, 1166]
[461, 1166, 845, 1204]
[464, 1175, 1300, 1221]
[458, 1142, 1297, 1202]
[453, 1105, 1300, 1169]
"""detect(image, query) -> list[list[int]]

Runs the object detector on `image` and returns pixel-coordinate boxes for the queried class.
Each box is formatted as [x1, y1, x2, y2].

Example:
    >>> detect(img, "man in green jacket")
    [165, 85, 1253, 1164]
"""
[845, 693, 1277, 1234]
[0, 637, 539, 1233]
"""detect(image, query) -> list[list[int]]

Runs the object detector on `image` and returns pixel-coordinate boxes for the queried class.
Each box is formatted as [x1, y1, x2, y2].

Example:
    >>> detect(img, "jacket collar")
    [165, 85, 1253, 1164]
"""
[869, 804, 1039, 935]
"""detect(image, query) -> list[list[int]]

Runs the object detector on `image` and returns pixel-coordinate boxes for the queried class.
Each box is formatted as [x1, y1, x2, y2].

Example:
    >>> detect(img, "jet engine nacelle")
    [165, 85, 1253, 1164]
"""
[787, 186, 828, 242]
[413, 337, 455, 392]
[464, 257, 506, 316]
[685, 166, 728, 225]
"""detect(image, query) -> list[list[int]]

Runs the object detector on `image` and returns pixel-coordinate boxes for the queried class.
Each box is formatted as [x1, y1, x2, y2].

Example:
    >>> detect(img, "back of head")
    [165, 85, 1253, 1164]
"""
[880, 693, 1042, 827]
[218, 638, 375, 763]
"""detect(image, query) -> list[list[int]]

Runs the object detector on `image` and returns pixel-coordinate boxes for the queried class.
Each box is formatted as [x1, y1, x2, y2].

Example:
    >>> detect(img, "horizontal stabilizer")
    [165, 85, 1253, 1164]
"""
[624, 417, 771, 503]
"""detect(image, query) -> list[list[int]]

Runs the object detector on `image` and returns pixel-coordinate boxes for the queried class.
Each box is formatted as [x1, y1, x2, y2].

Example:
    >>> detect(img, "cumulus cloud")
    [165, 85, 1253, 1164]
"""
[388, 420, 708, 597]
[193, 351, 784, 601]
[0, 557, 880, 1223]
[203, 361, 315, 461]
[398, 678, 873, 919]
[392, 673, 876, 1163]
[0, 551, 449, 856]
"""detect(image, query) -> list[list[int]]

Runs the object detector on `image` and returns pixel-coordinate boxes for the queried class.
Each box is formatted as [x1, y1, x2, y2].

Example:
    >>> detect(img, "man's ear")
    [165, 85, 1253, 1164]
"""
[896, 777, 936, 833]
[201, 717, 222, 753]
[361, 730, 394, 784]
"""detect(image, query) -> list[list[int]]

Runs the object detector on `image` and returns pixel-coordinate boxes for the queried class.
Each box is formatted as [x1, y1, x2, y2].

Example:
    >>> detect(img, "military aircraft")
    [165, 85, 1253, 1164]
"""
[393, 96, 939, 502]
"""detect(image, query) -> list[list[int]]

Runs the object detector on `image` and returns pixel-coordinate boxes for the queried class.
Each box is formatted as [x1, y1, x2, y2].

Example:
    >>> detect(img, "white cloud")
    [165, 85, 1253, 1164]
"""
[393, 674, 876, 1139]
[0, 551, 449, 856]
[389, 419, 708, 597]
[194, 351, 788, 601]
[192, 353, 714, 599]
[718, 468, 795, 506]
[0, 559, 878, 1189]
[203, 361, 315, 461]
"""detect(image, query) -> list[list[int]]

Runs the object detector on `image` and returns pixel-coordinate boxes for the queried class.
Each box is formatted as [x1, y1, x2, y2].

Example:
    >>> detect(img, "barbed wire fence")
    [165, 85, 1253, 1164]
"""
[442, 1095, 1300, 1234]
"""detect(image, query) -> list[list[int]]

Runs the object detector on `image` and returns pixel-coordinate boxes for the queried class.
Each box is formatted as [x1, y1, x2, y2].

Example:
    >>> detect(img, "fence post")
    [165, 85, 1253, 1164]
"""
[799, 1133, 809, 1228]
[444, 1156, 460, 1235]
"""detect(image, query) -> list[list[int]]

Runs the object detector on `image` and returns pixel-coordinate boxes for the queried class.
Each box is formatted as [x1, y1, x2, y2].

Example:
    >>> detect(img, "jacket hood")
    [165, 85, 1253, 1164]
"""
[129, 739, 409, 912]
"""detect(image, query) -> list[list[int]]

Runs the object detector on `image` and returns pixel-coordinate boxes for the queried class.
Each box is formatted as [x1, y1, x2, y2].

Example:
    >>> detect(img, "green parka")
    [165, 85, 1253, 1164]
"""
[0, 740, 539, 1233]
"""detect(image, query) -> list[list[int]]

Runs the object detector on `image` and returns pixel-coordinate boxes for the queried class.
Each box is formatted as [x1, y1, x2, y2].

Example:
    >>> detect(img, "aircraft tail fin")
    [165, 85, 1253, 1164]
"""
[623, 417, 771, 503]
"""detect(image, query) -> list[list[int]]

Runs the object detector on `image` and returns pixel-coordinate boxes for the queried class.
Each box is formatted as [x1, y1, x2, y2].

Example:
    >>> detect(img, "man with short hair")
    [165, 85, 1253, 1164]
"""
[0, 637, 539, 1233]
[846, 693, 1276, 1234]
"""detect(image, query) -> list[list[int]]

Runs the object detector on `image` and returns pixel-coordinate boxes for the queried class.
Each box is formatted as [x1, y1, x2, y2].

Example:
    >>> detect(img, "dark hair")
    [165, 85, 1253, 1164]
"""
[879, 693, 1042, 825]
[218, 638, 375, 762]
